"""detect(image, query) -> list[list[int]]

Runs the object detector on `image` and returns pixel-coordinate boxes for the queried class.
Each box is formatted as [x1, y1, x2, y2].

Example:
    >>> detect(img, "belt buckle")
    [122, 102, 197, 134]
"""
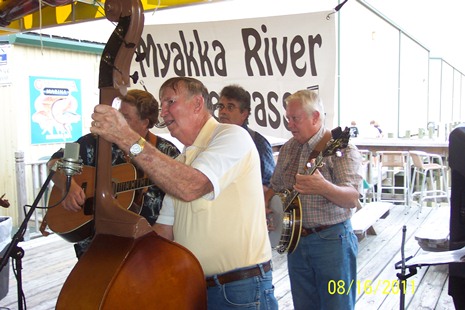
[301, 227, 312, 237]
[301, 225, 328, 237]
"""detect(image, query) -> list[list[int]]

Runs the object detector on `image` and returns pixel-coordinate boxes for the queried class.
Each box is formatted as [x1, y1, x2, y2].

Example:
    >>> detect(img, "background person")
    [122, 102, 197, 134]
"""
[216, 84, 275, 192]
[265, 89, 362, 310]
[349, 120, 359, 138]
[47, 89, 180, 258]
[90, 77, 278, 309]
[367, 120, 382, 138]
[373, 120, 383, 137]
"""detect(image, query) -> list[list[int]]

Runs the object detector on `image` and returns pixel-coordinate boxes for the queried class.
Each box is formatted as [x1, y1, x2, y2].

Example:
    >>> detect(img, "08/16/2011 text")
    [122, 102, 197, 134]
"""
[328, 279, 415, 295]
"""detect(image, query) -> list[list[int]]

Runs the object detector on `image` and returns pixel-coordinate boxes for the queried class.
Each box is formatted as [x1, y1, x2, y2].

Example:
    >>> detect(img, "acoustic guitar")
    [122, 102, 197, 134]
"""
[269, 126, 351, 254]
[45, 163, 152, 243]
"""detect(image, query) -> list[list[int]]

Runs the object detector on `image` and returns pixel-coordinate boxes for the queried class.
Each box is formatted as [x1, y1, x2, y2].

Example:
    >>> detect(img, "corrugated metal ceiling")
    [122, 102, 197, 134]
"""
[0, 0, 216, 35]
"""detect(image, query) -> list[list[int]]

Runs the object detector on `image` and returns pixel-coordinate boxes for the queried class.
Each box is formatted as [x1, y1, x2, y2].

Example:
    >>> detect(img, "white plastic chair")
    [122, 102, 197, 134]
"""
[376, 151, 410, 206]
[409, 151, 450, 214]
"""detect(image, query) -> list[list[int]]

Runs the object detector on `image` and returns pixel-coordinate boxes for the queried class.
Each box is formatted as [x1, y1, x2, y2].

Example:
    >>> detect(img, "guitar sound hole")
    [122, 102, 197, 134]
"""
[80, 182, 93, 215]
[83, 198, 94, 215]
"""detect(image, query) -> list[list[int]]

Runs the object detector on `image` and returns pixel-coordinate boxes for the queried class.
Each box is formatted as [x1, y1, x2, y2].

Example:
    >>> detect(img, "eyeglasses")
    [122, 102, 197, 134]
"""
[215, 103, 240, 112]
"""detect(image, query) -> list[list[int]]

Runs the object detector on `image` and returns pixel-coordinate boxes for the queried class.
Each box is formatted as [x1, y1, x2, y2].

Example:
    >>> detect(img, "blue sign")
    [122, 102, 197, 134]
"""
[29, 76, 82, 144]
[0, 53, 6, 65]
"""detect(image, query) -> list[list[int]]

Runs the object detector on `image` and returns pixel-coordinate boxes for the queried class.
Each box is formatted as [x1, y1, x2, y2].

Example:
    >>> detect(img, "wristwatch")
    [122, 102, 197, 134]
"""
[129, 137, 146, 159]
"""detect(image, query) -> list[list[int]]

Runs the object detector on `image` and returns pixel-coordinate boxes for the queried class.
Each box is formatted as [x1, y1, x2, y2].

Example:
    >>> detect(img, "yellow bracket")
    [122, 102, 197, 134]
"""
[0, 0, 213, 36]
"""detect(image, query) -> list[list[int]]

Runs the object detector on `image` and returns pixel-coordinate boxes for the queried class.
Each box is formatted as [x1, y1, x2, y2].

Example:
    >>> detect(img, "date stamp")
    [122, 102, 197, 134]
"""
[328, 279, 416, 295]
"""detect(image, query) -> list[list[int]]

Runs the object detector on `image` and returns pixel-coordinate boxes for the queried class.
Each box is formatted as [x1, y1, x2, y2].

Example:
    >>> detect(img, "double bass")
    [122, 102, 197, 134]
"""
[56, 0, 207, 308]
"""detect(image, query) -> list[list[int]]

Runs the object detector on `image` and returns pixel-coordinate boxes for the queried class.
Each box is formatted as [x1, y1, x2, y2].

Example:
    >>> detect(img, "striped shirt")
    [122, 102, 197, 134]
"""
[270, 127, 363, 228]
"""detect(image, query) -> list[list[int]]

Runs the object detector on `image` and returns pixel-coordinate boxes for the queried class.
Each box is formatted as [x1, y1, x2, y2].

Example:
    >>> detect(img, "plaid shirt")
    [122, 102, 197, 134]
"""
[270, 127, 363, 228]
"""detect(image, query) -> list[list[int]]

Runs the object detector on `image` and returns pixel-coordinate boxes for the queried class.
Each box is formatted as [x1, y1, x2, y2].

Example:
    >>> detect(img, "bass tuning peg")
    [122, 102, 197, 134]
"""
[130, 71, 139, 84]
[135, 51, 146, 62]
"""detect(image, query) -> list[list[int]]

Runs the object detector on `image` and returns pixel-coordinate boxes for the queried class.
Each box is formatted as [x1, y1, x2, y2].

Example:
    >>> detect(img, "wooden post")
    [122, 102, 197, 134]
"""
[15, 151, 29, 240]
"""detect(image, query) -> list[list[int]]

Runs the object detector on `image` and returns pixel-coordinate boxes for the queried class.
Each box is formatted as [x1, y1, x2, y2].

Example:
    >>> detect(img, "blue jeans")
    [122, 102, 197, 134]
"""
[288, 220, 358, 310]
[207, 263, 278, 309]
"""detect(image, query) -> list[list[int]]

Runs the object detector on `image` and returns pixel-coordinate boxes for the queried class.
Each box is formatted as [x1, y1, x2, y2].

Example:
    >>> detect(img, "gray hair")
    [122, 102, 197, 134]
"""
[285, 90, 325, 123]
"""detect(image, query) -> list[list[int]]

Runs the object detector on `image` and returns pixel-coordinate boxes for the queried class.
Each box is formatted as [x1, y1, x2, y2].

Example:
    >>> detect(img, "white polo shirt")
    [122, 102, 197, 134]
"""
[158, 118, 272, 276]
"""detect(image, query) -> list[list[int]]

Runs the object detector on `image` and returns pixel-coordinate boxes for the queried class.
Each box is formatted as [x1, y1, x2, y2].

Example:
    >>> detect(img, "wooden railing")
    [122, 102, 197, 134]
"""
[15, 151, 51, 240]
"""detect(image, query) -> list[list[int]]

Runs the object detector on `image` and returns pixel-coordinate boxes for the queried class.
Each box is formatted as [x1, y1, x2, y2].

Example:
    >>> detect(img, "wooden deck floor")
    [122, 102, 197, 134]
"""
[0, 204, 456, 310]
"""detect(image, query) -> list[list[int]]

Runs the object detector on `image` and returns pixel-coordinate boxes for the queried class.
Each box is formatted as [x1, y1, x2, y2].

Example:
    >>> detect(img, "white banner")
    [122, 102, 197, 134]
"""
[133, 11, 336, 139]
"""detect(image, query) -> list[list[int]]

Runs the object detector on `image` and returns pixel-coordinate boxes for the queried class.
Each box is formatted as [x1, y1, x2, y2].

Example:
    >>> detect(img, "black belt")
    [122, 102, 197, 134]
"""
[301, 225, 331, 237]
[206, 261, 272, 287]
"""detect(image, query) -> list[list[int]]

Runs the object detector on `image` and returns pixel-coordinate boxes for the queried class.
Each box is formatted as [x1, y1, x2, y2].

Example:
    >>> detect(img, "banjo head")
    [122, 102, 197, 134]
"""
[268, 194, 285, 249]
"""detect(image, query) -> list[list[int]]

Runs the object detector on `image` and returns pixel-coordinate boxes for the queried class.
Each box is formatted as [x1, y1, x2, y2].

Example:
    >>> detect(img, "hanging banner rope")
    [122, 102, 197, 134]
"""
[327, 0, 350, 19]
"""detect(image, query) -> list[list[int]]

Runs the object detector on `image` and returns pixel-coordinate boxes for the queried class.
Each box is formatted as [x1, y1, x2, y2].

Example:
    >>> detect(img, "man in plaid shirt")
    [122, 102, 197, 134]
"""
[266, 89, 363, 310]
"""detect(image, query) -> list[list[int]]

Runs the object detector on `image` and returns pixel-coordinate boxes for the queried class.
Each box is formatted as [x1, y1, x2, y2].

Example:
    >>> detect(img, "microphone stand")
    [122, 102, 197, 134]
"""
[394, 225, 417, 310]
[0, 168, 56, 310]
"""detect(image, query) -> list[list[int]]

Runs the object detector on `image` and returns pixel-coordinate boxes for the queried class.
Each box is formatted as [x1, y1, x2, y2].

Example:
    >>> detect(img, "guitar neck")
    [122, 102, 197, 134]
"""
[116, 178, 152, 194]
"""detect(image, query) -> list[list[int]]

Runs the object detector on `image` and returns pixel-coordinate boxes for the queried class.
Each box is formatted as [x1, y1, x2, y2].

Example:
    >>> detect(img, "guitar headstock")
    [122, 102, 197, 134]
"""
[322, 126, 351, 158]
[99, 0, 144, 96]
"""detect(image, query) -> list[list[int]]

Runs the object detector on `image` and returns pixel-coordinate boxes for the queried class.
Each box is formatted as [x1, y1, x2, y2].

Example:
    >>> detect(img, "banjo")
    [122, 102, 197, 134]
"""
[269, 126, 351, 254]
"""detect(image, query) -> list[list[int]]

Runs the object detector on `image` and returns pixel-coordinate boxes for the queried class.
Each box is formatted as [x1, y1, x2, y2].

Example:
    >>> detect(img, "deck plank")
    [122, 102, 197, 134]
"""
[1, 234, 76, 310]
[355, 205, 426, 309]
[405, 264, 449, 309]
[0, 204, 458, 310]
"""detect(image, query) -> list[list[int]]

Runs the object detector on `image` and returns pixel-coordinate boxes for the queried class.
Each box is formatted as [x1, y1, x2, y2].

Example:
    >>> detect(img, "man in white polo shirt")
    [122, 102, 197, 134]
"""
[91, 77, 278, 309]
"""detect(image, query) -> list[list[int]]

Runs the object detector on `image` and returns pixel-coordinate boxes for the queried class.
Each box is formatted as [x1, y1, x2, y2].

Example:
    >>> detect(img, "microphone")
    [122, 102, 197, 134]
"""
[46, 143, 83, 209]
[58, 143, 83, 177]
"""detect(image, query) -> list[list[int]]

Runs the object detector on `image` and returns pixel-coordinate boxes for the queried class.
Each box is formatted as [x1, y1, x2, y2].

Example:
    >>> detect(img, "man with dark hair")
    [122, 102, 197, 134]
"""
[217, 84, 275, 191]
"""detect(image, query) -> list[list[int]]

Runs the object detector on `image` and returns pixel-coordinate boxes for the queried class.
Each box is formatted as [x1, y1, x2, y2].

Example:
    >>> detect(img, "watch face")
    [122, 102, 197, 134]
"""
[129, 137, 145, 158]
[130, 144, 142, 155]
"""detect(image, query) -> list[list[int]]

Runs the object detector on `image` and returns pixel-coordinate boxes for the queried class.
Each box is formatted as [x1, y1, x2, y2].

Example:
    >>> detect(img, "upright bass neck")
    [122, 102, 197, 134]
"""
[94, 0, 151, 238]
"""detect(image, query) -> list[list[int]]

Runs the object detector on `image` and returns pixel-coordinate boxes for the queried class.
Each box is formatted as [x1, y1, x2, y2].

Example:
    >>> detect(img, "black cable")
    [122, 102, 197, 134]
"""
[23, 174, 72, 210]
[12, 258, 26, 309]
[335, 0, 350, 12]
[45, 175, 72, 209]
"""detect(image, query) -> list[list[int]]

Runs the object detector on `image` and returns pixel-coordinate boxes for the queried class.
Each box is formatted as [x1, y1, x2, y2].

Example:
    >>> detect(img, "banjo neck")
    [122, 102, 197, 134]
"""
[283, 151, 325, 212]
